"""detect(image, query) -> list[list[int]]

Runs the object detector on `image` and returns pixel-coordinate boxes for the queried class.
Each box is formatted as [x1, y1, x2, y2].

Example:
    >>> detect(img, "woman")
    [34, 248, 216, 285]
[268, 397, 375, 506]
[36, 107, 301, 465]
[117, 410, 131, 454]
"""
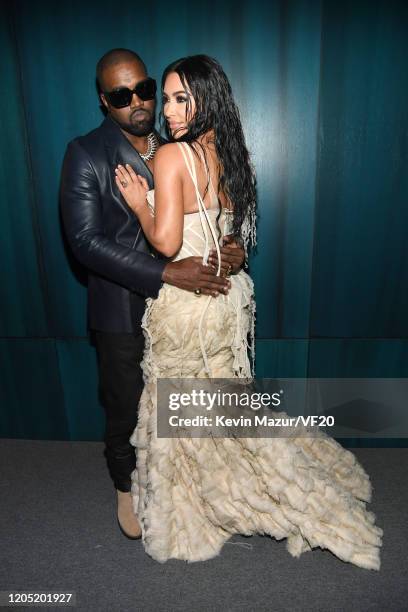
[115, 55, 382, 569]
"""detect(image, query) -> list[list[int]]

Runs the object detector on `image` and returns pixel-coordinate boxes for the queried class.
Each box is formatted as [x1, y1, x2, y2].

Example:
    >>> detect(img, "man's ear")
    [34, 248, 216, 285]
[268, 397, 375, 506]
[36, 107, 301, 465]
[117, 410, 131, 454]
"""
[100, 93, 109, 110]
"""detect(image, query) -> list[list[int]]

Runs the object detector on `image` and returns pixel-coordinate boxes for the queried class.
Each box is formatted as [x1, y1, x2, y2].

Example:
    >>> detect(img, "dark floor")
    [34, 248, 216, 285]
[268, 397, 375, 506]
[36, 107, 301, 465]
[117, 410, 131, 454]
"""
[0, 440, 407, 612]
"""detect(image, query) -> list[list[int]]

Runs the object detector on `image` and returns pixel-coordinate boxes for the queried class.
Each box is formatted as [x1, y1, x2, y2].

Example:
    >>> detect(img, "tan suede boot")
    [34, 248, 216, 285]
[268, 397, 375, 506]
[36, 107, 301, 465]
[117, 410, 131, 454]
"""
[116, 490, 142, 539]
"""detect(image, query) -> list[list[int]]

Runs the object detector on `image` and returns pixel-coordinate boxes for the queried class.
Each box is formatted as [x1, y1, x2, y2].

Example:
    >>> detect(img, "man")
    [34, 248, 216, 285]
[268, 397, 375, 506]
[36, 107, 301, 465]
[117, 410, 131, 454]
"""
[60, 48, 244, 539]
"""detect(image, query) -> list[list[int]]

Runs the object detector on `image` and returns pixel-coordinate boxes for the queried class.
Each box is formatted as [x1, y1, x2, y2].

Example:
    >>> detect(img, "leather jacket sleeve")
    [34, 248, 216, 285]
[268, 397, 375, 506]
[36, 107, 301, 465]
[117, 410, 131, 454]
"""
[60, 139, 166, 298]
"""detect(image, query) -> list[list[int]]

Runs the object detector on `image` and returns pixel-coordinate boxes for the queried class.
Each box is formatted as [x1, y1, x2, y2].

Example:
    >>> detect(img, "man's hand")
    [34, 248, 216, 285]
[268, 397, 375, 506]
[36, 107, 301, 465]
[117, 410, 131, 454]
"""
[162, 257, 231, 297]
[208, 235, 245, 275]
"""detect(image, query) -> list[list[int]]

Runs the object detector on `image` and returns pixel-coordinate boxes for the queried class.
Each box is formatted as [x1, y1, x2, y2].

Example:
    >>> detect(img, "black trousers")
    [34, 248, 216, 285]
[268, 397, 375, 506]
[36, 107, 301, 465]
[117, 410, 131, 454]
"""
[93, 330, 144, 492]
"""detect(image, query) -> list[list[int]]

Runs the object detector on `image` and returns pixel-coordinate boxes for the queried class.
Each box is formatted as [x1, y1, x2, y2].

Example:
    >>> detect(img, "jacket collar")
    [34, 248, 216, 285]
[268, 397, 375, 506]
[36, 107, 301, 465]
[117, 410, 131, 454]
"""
[101, 114, 159, 188]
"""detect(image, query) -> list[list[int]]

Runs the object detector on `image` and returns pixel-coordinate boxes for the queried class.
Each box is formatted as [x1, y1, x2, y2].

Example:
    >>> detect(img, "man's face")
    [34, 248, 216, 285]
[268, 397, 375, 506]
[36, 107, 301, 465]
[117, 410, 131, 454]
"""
[100, 60, 156, 136]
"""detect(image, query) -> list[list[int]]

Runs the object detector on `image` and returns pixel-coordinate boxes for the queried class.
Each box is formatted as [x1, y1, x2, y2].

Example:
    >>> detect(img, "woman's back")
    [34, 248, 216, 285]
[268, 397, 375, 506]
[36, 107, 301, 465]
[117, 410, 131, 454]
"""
[148, 141, 233, 263]
[176, 139, 229, 215]
[175, 141, 227, 262]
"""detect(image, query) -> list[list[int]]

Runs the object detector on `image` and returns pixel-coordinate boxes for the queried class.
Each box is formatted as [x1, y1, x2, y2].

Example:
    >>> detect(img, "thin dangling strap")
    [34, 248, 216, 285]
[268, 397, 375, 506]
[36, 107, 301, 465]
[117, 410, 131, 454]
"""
[189, 146, 221, 262]
[177, 141, 223, 377]
[177, 142, 222, 273]
[177, 142, 210, 265]
[195, 145, 219, 209]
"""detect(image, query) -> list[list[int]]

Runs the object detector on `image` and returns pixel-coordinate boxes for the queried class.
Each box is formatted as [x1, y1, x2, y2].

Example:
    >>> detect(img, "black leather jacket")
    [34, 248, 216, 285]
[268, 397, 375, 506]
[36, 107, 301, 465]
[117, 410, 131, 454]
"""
[60, 115, 166, 333]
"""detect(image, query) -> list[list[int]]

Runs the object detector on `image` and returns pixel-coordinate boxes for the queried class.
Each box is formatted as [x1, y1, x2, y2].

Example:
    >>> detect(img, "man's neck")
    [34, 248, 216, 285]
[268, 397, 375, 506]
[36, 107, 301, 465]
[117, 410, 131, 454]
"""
[120, 129, 149, 155]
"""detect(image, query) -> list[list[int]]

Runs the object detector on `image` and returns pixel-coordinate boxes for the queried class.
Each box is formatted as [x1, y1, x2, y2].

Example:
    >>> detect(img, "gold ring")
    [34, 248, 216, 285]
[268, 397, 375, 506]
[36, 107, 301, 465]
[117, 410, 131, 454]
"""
[194, 288, 202, 296]
[120, 180, 128, 188]
[226, 264, 232, 277]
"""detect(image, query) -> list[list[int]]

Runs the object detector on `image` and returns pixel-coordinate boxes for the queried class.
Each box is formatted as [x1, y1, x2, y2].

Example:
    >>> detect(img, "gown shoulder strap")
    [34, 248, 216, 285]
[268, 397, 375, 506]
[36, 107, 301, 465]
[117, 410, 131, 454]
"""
[175, 141, 223, 377]
[177, 141, 219, 209]
[176, 141, 199, 189]
[176, 141, 222, 275]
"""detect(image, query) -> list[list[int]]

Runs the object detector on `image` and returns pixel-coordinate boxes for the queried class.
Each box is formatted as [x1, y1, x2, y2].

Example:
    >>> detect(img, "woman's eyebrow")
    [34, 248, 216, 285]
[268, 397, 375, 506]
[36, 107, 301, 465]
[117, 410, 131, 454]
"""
[169, 90, 188, 95]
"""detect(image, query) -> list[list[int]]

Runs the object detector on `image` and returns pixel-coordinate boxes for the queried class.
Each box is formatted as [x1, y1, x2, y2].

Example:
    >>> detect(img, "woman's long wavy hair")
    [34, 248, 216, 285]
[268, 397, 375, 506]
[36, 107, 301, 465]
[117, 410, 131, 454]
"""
[160, 55, 256, 251]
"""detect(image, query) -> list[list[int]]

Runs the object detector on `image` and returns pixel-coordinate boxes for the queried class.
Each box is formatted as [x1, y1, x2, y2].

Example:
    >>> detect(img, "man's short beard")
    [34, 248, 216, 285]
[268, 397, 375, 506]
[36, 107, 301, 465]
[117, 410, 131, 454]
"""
[116, 114, 155, 136]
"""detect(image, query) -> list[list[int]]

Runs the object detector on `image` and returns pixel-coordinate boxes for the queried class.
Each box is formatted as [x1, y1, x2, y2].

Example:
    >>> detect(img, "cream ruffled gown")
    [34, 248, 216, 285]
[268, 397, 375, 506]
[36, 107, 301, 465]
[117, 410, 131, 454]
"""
[130, 142, 383, 570]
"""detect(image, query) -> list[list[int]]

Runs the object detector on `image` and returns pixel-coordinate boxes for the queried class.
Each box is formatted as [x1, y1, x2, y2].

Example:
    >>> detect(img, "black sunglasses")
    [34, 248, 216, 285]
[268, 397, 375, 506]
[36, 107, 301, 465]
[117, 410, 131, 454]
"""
[103, 77, 157, 108]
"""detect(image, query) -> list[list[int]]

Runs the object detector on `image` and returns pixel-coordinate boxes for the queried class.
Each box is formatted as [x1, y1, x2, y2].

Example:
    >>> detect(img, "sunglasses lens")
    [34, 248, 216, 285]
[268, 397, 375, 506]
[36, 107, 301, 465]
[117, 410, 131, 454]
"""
[135, 78, 157, 101]
[106, 88, 132, 109]
[105, 78, 156, 108]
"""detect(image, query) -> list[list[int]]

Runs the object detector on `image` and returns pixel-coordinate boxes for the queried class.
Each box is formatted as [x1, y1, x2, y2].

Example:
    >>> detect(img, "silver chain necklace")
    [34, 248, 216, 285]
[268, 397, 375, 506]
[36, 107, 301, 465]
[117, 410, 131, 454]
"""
[140, 132, 159, 161]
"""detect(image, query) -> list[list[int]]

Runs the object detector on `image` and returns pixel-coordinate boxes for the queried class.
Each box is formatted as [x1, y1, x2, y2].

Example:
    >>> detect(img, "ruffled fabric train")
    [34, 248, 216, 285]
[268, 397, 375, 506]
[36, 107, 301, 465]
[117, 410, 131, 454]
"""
[130, 277, 383, 570]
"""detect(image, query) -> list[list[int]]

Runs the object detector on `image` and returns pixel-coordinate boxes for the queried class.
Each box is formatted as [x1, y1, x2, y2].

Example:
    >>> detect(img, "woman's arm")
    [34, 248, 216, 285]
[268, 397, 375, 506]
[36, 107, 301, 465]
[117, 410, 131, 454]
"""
[115, 144, 184, 258]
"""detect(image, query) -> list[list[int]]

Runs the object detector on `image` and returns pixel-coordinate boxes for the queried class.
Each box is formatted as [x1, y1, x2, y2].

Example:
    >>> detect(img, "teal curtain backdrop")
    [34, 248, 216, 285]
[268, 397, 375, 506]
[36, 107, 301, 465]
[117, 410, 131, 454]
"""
[1, 0, 407, 444]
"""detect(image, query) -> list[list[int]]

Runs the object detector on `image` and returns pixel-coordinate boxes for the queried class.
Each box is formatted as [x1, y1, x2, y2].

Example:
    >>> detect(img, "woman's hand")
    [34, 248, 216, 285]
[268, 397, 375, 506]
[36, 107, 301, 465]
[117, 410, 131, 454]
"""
[208, 235, 245, 275]
[115, 164, 149, 214]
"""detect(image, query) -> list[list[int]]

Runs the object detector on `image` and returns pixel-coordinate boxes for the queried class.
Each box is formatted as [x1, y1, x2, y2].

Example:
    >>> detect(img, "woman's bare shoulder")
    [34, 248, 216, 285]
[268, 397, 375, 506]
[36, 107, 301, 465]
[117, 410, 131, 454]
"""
[155, 142, 184, 164]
